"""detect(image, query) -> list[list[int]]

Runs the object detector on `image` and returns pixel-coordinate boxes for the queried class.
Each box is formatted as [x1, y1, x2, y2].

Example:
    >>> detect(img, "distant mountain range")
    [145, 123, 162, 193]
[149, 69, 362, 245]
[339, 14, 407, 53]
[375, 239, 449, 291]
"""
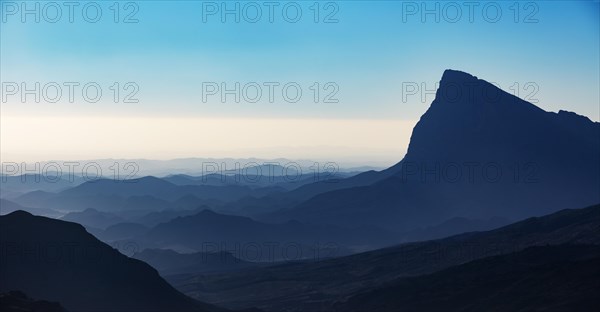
[0, 157, 384, 178]
[139, 209, 395, 257]
[59, 176, 283, 203]
[163, 170, 356, 191]
[0, 162, 357, 204]
[0, 198, 61, 218]
[0, 174, 85, 197]
[61, 208, 125, 229]
[8, 176, 279, 214]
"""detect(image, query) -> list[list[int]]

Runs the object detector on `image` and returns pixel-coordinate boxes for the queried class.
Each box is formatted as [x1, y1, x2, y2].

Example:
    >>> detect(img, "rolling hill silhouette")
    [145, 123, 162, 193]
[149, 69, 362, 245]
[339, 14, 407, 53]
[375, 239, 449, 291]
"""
[0, 198, 61, 218]
[10, 176, 282, 214]
[0, 211, 225, 312]
[141, 209, 394, 257]
[61, 176, 281, 202]
[335, 245, 600, 311]
[170, 203, 600, 311]
[61, 208, 125, 229]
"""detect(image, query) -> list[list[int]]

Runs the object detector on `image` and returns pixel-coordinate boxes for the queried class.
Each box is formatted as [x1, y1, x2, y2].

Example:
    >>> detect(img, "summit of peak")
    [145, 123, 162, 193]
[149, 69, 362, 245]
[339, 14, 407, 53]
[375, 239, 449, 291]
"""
[440, 69, 479, 84]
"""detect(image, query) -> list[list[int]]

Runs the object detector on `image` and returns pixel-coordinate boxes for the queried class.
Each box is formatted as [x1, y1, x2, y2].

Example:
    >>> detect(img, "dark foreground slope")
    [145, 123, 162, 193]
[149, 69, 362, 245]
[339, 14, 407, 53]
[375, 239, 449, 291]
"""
[335, 245, 600, 312]
[170, 204, 600, 311]
[133, 249, 256, 275]
[0, 211, 223, 312]
[0, 291, 68, 312]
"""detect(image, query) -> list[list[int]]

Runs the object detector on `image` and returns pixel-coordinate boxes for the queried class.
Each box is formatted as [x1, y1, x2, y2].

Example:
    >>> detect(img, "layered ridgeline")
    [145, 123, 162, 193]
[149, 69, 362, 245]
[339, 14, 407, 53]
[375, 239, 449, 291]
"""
[10, 176, 280, 213]
[0, 211, 225, 312]
[137, 209, 395, 258]
[277, 70, 600, 230]
[171, 204, 600, 311]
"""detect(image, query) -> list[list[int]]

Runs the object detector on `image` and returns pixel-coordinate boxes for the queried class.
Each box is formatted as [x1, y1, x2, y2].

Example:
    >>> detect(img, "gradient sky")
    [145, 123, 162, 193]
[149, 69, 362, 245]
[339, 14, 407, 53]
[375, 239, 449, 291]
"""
[1, 0, 598, 164]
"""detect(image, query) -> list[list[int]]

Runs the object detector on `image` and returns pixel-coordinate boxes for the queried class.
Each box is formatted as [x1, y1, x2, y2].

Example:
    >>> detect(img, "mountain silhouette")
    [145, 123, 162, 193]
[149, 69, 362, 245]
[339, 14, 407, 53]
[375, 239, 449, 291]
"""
[61, 208, 125, 229]
[11, 176, 282, 213]
[61, 176, 281, 202]
[133, 205, 209, 227]
[96, 222, 150, 241]
[0, 198, 61, 218]
[171, 203, 600, 311]
[0, 211, 224, 312]
[141, 209, 394, 257]
[163, 169, 358, 194]
[275, 70, 600, 231]
[0, 173, 85, 195]
[221, 165, 401, 218]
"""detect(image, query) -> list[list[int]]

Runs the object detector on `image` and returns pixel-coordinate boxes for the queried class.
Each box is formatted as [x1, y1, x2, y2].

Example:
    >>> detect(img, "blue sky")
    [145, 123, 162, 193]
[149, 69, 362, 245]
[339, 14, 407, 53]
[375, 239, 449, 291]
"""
[1, 1, 599, 163]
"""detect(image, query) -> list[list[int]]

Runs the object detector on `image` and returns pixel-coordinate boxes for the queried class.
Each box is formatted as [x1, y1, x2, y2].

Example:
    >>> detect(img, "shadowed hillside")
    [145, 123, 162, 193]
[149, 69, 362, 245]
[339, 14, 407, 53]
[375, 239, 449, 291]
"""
[335, 245, 600, 311]
[0, 211, 225, 312]
[169, 204, 600, 311]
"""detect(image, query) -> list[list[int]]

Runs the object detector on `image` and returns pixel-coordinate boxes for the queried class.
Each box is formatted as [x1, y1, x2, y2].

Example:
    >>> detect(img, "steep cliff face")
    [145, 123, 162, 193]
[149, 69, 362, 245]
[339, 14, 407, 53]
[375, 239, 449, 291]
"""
[282, 70, 600, 230]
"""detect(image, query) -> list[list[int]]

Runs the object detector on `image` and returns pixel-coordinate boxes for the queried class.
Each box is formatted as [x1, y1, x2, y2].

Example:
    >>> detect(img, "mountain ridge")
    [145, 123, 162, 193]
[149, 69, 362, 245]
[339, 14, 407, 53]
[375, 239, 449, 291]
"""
[270, 69, 600, 231]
